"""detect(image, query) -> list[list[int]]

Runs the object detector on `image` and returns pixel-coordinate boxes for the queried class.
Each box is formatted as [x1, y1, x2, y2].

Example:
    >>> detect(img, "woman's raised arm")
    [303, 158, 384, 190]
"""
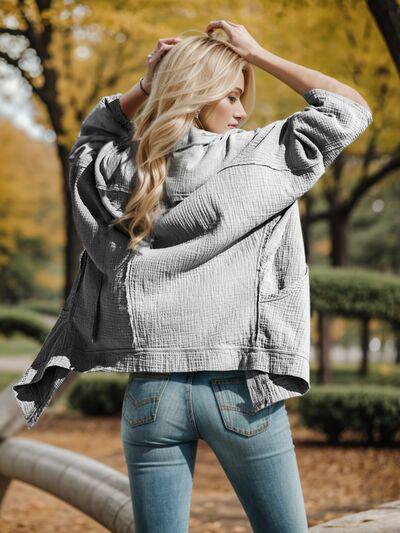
[248, 47, 371, 111]
[119, 36, 182, 119]
[205, 19, 371, 111]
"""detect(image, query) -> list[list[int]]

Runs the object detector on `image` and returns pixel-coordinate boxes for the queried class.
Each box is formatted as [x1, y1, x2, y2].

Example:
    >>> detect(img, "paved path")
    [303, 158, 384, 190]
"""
[0, 313, 56, 373]
[0, 356, 33, 372]
[309, 499, 400, 531]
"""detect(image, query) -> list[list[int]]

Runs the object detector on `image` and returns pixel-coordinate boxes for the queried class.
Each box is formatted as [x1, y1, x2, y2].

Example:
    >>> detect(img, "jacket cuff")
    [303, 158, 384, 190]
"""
[103, 92, 135, 134]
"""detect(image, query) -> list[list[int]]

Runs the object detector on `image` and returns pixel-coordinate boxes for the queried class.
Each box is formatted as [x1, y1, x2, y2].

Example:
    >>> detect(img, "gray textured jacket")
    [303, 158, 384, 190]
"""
[13, 87, 373, 429]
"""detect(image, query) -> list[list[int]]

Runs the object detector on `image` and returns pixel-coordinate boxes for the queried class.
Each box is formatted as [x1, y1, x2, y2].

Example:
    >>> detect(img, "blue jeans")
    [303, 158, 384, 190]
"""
[120, 370, 308, 532]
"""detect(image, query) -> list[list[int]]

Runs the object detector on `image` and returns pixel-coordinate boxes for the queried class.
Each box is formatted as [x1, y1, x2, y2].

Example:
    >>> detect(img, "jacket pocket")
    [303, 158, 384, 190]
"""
[62, 249, 88, 315]
[211, 376, 273, 437]
[122, 373, 171, 427]
[90, 269, 104, 343]
[257, 265, 310, 353]
[259, 264, 309, 302]
[69, 253, 104, 344]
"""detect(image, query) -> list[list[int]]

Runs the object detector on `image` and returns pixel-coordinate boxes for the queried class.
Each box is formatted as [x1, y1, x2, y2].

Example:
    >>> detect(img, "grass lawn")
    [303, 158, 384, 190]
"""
[0, 332, 41, 357]
[310, 361, 400, 387]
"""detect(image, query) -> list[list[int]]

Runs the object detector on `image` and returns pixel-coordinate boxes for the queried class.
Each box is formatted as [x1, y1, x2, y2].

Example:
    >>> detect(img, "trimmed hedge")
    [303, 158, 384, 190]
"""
[67, 375, 128, 416]
[68, 377, 400, 447]
[299, 385, 400, 445]
[310, 265, 400, 326]
[0, 305, 49, 343]
[19, 299, 63, 317]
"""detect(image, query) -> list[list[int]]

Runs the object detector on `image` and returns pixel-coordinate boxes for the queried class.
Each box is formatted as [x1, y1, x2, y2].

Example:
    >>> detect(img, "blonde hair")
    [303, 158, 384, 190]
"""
[113, 31, 256, 251]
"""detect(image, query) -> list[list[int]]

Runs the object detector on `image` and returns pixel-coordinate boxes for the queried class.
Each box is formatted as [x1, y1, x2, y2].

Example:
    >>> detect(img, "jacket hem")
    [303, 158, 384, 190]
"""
[65, 344, 309, 357]
[13, 345, 310, 429]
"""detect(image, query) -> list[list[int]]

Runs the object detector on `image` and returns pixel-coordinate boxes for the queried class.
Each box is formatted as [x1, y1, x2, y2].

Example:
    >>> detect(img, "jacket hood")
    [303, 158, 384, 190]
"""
[94, 124, 251, 237]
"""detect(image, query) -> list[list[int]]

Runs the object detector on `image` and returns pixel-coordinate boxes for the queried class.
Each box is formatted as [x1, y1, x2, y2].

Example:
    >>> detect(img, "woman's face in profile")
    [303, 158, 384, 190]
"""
[198, 70, 247, 134]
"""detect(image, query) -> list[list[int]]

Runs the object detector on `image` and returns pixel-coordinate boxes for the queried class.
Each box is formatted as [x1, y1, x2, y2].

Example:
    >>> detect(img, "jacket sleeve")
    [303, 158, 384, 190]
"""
[246, 87, 373, 191]
[154, 88, 373, 246]
[234, 87, 373, 225]
[68, 92, 135, 163]
[68, 93, 137, 273]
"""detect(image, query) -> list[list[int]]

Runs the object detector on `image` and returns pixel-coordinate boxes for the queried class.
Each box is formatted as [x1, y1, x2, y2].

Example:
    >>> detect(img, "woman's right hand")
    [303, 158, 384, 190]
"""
[205, 20, 262, 62]
[142, 37, 182, 91]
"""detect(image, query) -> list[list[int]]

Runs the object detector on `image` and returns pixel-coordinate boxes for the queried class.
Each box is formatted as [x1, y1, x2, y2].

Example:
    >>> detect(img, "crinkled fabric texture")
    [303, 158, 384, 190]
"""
[12, 88, 373, 428]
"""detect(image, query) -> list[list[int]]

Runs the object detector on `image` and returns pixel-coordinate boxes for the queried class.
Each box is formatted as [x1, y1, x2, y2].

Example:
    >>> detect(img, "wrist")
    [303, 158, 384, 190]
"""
[247, 46, 275, 67]
[246, 44, 264, 64]
[140, 76, 152, 96]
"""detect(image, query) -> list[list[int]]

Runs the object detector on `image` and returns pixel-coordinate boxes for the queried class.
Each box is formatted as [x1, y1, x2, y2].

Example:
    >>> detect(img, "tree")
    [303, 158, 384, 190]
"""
[0, 0, 157, 298]
[275, 0, 400, 266]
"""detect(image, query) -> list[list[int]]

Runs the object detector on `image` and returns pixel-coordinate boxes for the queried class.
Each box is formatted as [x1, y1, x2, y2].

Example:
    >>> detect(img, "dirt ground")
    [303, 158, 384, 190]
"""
[1, 408, 399, 532]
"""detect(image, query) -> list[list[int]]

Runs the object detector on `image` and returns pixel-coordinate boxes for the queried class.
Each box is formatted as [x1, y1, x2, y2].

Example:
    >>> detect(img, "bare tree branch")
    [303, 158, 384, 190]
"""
[0, 50, 43, 99]
[343, 148, 400, 213]
[0, 27, 28, 37]
[16, 0, 40, 54]
[308, 151, 400, 223]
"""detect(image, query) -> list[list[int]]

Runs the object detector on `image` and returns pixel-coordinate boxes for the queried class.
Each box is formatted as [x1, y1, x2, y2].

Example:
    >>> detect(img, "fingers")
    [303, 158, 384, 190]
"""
[154, 43, 175, 57]
[158, 37, 182, 44]
[205, 19, 237, 34]
[147, 37, 181, 63]
[155, 37, 182, 52]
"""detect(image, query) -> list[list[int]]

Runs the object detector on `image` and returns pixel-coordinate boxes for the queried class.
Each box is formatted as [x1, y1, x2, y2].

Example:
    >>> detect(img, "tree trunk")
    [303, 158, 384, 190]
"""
[359, 317, 370, 375]
[329, 212, 349, 266]
[317, 312, 332, 384]
[367, 0, 400, 75]
[301, 195, 313, 260]
[395, 326, 400, 364]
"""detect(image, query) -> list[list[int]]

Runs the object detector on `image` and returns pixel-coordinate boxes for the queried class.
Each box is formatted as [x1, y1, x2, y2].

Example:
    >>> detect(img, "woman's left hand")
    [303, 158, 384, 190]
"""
[142, 37, 182, 92]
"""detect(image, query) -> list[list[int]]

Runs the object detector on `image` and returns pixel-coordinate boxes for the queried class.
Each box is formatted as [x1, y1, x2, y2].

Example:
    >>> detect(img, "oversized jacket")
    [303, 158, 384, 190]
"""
[12, 87, 373, 429]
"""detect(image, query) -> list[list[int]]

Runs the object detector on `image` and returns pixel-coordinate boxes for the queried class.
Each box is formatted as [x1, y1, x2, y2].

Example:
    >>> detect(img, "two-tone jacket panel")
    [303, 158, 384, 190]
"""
[12, 87, 373, 428]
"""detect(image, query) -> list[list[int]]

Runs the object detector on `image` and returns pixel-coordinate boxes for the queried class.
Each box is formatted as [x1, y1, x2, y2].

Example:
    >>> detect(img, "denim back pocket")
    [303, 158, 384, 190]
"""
[210, 377, 273, 437]
[122, 372, 171, 427]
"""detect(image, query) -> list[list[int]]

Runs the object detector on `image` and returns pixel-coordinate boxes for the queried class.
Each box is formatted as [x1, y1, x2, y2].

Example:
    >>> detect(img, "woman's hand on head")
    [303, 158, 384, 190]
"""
[142, 37, 182, 92]
[205, 20, 262, 62]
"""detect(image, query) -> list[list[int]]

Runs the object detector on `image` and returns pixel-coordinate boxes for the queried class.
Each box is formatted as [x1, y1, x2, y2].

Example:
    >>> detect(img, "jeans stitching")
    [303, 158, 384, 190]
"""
[126, 392, 160, 407]
[210, 378, 273, 436]
[186, 373, 201, 439]
[122, 376, 169, 427]
[123, 412, 156, 426]
[225, 419, 271, 436]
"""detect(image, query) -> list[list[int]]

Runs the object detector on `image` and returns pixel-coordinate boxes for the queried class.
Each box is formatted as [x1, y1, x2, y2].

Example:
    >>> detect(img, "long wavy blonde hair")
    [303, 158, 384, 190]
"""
[113, 31, 256, 251]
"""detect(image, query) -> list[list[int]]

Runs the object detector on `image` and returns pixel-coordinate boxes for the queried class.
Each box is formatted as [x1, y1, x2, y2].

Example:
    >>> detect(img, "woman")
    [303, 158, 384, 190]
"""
[13, 19, 372, 533]
[115, 21, 371, 532]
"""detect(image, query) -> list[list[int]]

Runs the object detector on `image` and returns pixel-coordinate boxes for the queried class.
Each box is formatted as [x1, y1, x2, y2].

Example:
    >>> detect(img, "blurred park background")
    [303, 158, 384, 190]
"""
[0, 0, 400, 531]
